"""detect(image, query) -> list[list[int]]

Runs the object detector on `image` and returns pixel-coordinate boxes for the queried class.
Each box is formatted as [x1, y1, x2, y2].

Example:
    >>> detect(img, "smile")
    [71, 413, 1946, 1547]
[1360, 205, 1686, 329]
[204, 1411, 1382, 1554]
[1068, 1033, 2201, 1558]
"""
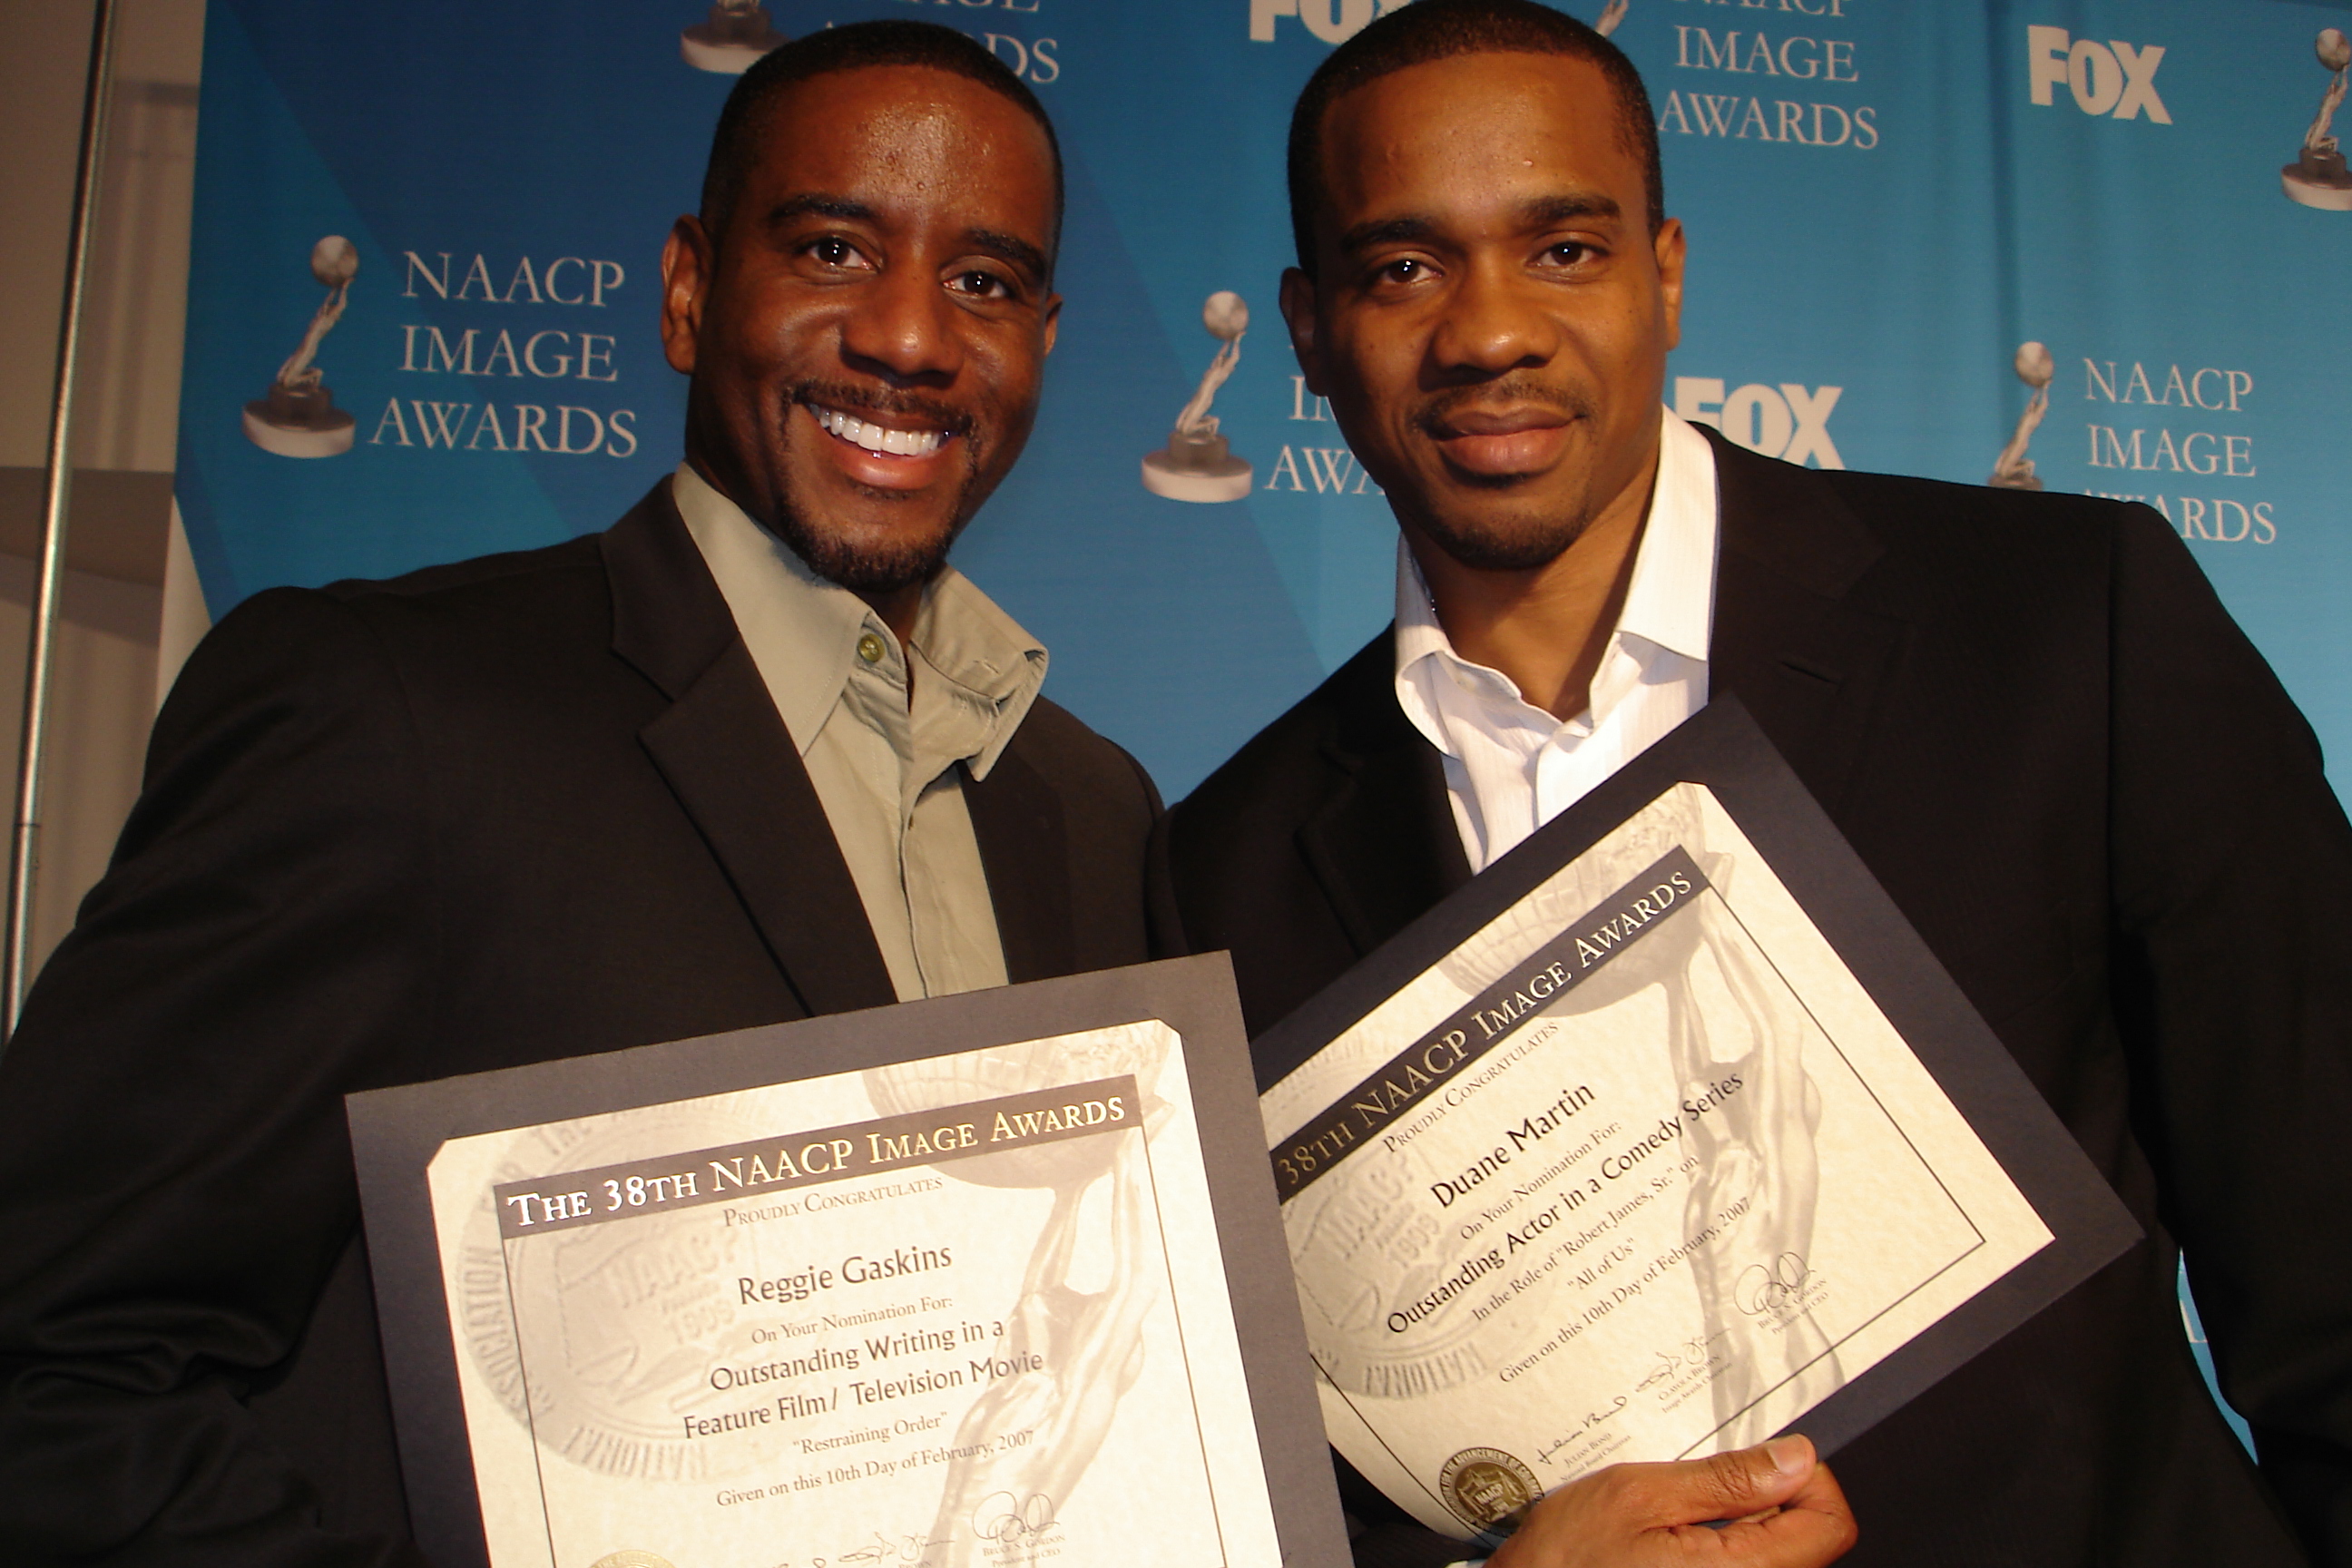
[810, 404, 950, 458]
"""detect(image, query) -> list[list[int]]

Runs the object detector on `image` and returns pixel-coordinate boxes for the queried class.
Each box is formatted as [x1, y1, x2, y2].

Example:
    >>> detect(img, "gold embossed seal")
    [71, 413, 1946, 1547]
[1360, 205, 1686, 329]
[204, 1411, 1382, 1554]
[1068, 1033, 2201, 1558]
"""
[1438, 1446, 1543, 1532]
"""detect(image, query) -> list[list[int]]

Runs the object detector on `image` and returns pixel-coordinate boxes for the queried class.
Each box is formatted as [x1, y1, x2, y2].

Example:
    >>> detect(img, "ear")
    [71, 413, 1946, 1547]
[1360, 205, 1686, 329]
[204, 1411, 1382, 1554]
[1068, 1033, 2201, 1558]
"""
[1652, 217, 1687, 354]
[661, 215, 714, 376]
[1040, 290, 1063, 358]
[1278, 266, 1327, 397]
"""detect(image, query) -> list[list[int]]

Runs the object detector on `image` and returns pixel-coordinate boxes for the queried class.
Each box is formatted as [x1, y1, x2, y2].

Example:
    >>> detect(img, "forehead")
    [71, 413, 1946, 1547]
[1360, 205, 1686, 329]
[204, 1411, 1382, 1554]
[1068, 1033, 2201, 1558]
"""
[1317, 52, 1640, 230]
[738, 64, 1056, 232]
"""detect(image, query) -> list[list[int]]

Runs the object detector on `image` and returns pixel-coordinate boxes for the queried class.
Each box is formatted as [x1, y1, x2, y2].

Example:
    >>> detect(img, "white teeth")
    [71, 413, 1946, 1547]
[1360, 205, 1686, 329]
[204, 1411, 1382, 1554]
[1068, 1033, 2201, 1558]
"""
[812, 406, 944, 457]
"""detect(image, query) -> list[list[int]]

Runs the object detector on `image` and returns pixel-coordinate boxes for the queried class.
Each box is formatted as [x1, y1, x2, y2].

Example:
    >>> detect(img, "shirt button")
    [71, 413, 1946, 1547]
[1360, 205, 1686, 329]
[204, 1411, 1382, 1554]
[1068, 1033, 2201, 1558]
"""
[857, 632, 886, 665]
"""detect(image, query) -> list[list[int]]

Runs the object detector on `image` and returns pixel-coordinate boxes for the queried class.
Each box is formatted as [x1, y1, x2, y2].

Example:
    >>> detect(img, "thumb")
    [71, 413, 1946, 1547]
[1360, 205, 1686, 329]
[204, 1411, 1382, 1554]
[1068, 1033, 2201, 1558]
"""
[1681, 1434, 1817, 1523]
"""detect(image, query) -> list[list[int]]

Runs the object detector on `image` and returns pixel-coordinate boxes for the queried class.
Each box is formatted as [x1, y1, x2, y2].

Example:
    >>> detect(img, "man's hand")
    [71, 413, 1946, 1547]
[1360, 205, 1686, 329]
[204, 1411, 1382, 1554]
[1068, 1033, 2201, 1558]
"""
[1484, 1436, 1857, 1568]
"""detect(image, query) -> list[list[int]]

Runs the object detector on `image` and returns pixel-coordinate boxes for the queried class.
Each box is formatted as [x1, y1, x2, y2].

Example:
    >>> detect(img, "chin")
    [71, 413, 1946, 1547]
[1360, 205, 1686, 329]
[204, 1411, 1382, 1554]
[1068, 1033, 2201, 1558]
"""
[1419, 502, 1592, 574]
[769, 502, 964, 595]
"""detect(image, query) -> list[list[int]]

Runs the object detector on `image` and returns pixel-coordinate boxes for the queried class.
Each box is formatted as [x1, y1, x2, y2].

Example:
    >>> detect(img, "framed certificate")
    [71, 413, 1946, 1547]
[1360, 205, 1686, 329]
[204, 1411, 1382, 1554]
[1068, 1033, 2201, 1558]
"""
[1252, 700, 2141, 1544]
[348, 955, 1348, 1568]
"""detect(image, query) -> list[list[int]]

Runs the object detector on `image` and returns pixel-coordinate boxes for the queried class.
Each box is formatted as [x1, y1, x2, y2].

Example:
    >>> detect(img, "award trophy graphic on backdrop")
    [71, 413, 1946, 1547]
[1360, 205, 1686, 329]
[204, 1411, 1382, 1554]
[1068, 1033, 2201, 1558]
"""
[2285, 28, 2352, 209]
[1141, 291, 1254, 504]
[241, 235, 358, 459]
[1989, 340, 2053, 491]
[681, 0, 787, 74]
[1594, 0, 1628, 36]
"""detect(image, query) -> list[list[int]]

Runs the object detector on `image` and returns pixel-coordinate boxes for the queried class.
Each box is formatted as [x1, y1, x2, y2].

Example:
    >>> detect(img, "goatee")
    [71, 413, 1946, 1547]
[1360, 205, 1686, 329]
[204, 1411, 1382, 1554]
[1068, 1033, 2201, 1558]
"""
[770, 380, 983, 593]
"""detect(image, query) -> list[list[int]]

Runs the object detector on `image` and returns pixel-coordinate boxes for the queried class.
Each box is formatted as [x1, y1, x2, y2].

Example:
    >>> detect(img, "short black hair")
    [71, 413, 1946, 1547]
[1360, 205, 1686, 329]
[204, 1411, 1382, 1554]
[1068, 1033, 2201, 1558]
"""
[1286, 0, 1665, 275]
[699, 21, 1063, 267]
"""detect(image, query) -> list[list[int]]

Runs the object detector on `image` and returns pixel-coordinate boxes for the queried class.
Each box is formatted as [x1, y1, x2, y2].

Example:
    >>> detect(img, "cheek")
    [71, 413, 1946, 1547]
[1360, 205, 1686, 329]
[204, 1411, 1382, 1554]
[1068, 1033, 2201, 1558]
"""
[715, 292, 824, 372]
[1323, 344, 1409, 429]
[977, 342, 1047, 424]
[1361, 346, 1426, 417]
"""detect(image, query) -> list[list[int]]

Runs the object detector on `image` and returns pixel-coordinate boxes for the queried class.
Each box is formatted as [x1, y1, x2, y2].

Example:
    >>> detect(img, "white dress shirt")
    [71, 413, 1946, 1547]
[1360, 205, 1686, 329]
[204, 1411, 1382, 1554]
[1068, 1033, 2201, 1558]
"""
[1394, 408, 1719, 874]
[672, 464, 1047, 1002]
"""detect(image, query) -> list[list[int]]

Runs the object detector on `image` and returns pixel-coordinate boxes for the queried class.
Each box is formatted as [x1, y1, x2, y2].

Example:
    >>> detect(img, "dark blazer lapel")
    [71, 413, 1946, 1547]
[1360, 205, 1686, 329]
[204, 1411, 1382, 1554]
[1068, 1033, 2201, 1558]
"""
[1297, 637, 1473, 956]
[964, 744, 1074, 985]
[1704, 428, 1907, 818]
[602, 483, 898, 1018]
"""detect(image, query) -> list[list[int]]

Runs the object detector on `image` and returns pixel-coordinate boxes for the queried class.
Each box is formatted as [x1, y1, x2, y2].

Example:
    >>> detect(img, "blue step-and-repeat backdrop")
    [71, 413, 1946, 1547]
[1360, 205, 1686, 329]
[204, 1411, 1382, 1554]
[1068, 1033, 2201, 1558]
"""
[176, 0, 2352, 806]
[175, 0, 2346, 1443]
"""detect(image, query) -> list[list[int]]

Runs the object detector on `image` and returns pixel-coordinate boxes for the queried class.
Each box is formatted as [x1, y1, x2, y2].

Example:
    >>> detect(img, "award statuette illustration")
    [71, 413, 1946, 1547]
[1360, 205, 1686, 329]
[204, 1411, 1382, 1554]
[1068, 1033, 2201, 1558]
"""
[1593, 0, 1627, 37]
[1989, 340, 2053, 491]
[241, 236, 358, 459]
[1142, 291, 1254, 504]
[865, 1030, 1171, 1568]
[2285, 29, 2352, 210]
[681, 0, 787, 74]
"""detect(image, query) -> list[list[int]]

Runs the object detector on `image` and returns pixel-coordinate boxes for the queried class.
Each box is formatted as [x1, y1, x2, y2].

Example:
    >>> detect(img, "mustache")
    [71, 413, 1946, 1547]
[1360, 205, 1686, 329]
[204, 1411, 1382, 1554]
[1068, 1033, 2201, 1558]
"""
[1412, 378, 1592, 438]
[791, 380, 976, 439]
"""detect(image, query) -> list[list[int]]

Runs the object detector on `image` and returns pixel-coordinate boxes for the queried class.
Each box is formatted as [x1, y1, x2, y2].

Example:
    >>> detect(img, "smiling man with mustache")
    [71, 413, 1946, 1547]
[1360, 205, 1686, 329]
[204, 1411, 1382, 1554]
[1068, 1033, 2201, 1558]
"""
[1169, 3, 2352, 1567]
[0, 24, 1164, 1565]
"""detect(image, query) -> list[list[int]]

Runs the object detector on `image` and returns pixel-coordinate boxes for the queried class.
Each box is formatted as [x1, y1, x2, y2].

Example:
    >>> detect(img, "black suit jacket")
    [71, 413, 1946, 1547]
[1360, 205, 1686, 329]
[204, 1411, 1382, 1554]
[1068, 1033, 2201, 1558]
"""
[0, 483, 1164, 1567]
[1168, 432, 2352, 1568]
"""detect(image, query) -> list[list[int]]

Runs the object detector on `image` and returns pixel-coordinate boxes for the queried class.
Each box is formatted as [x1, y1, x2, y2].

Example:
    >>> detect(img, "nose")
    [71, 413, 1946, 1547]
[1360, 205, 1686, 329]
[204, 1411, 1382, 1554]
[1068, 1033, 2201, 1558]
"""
[838, 260, 965, 387]
[1427, 258, 1559, 380]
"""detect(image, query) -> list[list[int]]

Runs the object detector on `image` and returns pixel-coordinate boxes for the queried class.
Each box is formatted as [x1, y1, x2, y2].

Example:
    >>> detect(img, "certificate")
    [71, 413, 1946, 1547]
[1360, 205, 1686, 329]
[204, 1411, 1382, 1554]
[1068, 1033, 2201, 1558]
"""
[349, 956, 1348, 1568]
[1252, 701, 2139, 1544]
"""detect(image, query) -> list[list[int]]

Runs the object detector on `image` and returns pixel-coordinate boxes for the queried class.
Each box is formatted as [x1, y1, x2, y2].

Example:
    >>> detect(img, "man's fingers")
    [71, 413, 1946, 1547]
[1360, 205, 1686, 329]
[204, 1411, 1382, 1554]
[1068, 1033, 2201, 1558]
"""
[1779, 1455, 1855, 1535]
[1484, 1443, 1857, 1568]
[1707, 1461, 1857, 1567]
[1704, 1435, 1816, 1514]
[1610, 1434, 1817, 1525]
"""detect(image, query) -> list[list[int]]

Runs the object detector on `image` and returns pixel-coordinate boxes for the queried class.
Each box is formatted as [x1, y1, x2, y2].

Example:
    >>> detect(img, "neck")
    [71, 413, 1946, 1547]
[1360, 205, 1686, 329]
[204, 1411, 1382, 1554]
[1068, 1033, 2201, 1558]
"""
[682, 446, 925, 650]
[864, 583, 920, 713]
[1405, 446, 1660, 723]
[858, 583, 924, 649]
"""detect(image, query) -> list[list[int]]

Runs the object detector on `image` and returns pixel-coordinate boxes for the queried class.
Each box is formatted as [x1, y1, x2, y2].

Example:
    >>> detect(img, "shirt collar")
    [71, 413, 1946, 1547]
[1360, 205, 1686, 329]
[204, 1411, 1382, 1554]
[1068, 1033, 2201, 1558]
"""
[1615, 407, 1717, 665]
[1393, 405, 1719, 737]
[906, 565, 1051, 781]
[670, 463, 1048, 779]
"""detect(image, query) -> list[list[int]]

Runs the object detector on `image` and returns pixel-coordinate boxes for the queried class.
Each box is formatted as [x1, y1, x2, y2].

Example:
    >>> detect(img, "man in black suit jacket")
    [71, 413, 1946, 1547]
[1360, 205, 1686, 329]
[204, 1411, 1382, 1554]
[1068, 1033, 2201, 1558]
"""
[0, 21, 1847, 1568]
[0, 24, 1161, 1567]
[1169, 4, 2352, 1566]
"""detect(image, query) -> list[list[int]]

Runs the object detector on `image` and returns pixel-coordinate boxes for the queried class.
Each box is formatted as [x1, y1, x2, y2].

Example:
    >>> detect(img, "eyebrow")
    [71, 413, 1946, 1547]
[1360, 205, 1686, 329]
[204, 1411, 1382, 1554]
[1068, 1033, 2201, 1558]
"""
[760, 195, 1050, 283]
[1519, 193, 1621, 228]
[1336, 192, 1623, 255]
[760, 193, 880, 229]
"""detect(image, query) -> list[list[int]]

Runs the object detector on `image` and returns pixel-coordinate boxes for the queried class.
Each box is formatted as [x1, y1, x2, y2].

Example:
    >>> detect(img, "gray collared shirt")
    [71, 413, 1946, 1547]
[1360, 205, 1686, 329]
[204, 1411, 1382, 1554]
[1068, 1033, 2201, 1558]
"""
[671, 464, 1048, 1002]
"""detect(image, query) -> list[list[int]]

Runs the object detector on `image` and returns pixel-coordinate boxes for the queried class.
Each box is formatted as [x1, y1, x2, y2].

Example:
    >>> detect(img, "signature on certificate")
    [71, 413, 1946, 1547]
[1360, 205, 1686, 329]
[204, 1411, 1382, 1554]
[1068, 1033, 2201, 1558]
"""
[974, 1492, 1058, 1542]
[839, 1533, 946, 1567]
[1636, 1328, 1734, 1394]
[1734, 1253, 1817, 1318]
